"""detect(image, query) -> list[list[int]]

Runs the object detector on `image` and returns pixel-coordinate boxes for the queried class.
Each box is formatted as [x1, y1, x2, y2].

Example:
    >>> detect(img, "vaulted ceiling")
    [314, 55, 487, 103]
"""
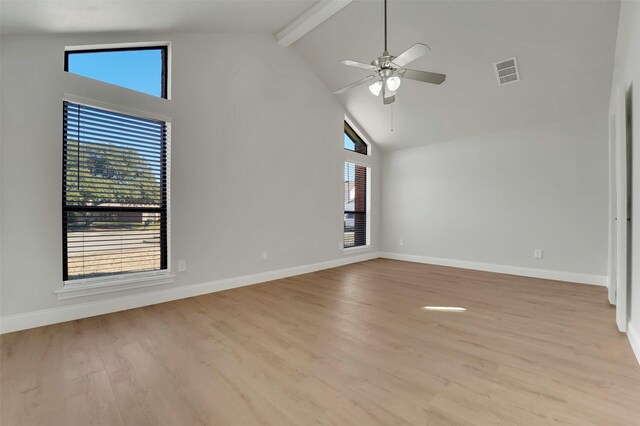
[0, 0, 620, 151]
[293, 0, 620, 150]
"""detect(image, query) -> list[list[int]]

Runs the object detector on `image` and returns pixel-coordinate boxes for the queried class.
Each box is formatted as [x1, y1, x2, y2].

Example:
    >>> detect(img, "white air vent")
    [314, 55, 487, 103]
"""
[494, 57, 519, 86]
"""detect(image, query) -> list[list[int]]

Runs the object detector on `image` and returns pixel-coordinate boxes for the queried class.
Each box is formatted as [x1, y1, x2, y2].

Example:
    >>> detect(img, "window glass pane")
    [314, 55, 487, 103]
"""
[344, 133, 356, 151]
[64, 106, 165, 208]
[66, 211, 163, 279]
[344, 162, 367, 248]
[66, 48, 165, 98]
[63, 102, 168, 281]
[344, 122, 368, 154]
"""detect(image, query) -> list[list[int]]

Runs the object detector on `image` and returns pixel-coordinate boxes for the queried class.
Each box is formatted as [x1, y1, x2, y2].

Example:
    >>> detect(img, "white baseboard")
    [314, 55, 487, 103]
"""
[0, 251, 611, 334]
[628, 322, 640, 367]
[379, 252, 608, 286]
[0, 251, 380, 334]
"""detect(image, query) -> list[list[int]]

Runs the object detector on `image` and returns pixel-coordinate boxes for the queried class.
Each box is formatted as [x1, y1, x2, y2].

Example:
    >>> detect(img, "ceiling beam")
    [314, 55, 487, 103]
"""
[276, 0, 352, 47]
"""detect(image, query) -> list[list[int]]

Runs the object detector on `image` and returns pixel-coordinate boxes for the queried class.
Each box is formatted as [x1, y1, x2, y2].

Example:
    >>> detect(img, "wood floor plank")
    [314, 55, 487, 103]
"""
[2, 259, 639, 425]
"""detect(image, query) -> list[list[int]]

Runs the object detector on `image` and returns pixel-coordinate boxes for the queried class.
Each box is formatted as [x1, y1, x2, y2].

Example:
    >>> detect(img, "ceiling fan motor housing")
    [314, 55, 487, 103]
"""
[372, 53, 398, 70]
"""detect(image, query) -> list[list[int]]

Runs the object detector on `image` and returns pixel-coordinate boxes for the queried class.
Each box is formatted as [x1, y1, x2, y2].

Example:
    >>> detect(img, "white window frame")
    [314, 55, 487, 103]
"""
[56, 94, 174, 300]
[343, 117, 373, 253]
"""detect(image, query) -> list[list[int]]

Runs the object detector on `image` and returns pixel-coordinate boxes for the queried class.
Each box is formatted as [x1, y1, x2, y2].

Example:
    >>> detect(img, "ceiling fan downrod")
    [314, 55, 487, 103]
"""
[384, 0, 388, 54]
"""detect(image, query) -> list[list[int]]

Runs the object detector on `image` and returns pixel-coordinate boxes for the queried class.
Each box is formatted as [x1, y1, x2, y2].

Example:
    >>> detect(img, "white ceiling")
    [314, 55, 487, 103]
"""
[293, 0, 620, 150]
[0, 0, 314, 35]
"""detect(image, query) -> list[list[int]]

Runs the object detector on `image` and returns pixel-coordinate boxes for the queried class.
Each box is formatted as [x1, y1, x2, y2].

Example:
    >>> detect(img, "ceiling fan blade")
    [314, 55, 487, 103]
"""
[334, 75, 375, 95]
[339, 59, 377, 71]
[402, 69, 446, 85]
[393, 43, 430, 67]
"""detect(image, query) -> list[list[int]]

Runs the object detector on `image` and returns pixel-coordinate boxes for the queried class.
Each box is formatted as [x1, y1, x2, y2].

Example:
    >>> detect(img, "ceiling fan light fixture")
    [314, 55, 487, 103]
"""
[369, 80, 383, 96]
[386, 75, 401, 92]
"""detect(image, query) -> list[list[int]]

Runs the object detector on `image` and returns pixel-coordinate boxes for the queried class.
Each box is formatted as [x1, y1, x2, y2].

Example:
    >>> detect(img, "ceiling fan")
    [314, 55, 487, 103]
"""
[334, 0, 446, 104]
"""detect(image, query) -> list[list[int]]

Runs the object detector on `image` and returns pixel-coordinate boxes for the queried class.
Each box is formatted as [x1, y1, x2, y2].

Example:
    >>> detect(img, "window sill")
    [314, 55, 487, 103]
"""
[343, 245, 372, 255]
[55, 271, 176, 300]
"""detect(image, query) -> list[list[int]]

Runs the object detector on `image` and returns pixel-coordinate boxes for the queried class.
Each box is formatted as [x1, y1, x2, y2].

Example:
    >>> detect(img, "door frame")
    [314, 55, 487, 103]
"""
[609, 113, 617, 305]
[615, 82, 632, 332]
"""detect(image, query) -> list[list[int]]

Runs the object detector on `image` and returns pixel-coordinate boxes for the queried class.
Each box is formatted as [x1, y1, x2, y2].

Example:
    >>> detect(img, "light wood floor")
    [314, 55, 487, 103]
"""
[2, 259, 640, 425]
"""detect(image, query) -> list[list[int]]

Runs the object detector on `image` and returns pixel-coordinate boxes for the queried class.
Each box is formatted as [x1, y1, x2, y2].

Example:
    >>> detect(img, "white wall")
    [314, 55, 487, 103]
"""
[0, 33, 381, 322]
[609, 1, 640, 353]
[381, 114, 609, 280]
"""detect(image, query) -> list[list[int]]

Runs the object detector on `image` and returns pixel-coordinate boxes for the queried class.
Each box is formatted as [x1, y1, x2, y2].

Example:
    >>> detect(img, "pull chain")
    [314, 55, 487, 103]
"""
[390, 103, 394, 132]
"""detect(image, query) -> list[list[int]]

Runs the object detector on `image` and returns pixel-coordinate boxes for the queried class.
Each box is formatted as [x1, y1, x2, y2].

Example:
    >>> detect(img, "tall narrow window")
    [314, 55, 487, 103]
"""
[344, 162, 368, 248]
[62, 101, 168, 281]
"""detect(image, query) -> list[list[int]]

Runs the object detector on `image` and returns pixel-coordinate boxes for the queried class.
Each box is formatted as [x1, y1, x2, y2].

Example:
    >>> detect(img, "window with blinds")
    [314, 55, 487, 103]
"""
[344, 162, 368, 248]
[62, 101, 168, 281]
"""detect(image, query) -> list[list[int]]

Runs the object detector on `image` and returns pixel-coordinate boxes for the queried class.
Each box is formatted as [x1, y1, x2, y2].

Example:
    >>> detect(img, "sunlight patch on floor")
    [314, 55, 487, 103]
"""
[422, 306, 467, 312]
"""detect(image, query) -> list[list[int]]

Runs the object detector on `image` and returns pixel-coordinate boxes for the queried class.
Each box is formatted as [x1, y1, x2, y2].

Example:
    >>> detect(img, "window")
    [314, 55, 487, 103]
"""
[343, 120, 370, 249]
[65, 46, 168, 98]
[62, 101, 168, 281]
[344, 162, 368, 248]
[344, 122, 368, 154]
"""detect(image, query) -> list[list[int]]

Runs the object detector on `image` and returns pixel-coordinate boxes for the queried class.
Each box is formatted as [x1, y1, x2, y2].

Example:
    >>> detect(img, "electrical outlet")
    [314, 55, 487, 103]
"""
[534, 249, 543, 259]
[262, 251, 269, 261]
[399, 239, 405, 247]
[178, 259, 187, 272]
